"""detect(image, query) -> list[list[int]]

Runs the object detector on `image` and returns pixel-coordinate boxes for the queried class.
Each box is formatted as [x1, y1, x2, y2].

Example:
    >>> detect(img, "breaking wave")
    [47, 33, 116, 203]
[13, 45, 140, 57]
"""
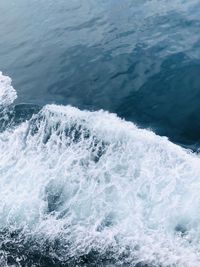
[0, 73, 200, 266]
[0, 72, 17, 107]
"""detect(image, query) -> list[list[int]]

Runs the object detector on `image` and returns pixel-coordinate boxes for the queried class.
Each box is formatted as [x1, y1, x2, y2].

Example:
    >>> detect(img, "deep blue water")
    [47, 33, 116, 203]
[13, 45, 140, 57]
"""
[1, 1, 200, 266]
[1, 0, 200, 147]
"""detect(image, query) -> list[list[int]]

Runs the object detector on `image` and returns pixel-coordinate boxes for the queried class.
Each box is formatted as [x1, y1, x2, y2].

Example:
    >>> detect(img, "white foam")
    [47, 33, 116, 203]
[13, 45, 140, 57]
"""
[0, 104, 200, 266]
[0, 72, 17, 107]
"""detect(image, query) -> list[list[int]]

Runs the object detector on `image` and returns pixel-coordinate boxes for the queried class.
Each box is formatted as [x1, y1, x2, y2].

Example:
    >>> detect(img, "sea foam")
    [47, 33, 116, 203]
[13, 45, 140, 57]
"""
[0, 72, 17, 107]
[0, 74, 200, 266]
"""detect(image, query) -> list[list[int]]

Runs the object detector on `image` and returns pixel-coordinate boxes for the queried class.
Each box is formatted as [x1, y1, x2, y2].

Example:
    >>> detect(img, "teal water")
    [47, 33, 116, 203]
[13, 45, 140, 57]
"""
[1, 1, 200, 266]
[1, 0, 200, 147]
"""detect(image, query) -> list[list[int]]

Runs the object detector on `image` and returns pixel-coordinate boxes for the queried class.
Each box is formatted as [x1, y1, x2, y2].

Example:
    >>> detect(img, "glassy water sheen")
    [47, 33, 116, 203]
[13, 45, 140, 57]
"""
[0, 0, 200, 266]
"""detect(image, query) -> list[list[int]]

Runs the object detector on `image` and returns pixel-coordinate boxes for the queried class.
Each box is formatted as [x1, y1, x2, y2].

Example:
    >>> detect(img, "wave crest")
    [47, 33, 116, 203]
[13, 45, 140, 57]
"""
[1, 103, 200, 266]
[0, 72, 17, 107]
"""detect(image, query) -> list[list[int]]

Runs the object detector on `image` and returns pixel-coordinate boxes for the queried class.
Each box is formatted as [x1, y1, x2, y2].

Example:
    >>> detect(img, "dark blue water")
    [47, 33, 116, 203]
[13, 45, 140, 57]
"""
[1, 0, 200, 148]
[1, 1, 200, 266]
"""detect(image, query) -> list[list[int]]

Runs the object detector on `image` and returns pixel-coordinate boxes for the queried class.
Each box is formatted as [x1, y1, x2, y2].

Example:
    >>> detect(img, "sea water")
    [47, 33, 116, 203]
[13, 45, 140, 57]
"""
[1, 1, 200, 266]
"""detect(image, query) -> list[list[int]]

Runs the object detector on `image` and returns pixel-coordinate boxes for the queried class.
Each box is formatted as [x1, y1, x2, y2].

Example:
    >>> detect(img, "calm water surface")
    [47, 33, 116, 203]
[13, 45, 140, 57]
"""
[1, 0, 200, 146]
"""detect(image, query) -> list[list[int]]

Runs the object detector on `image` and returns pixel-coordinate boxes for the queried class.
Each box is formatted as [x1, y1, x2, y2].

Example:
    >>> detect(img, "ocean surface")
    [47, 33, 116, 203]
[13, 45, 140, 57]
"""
[1, 0, 200, 266]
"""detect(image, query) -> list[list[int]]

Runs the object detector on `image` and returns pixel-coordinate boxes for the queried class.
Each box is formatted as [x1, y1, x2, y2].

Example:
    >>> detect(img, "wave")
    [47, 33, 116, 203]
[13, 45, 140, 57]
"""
[0, 72, 17, 107]
[0, 73, 200, 266]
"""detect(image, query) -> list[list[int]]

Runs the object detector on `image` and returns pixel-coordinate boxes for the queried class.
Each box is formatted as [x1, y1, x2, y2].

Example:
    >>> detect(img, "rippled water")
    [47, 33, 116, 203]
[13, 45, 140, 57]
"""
[1, 1, 200, 266]
[1, 0, 200, 146]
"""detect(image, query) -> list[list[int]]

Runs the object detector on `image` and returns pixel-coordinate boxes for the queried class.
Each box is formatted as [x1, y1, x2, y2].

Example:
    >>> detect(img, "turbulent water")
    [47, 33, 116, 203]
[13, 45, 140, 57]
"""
[1, 0, 200, 266]
[1, 73, 200, 267]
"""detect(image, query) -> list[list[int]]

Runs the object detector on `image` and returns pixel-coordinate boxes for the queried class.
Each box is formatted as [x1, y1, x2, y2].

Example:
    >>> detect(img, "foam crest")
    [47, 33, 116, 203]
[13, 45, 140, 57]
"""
[1, 104, 200, 266]
[0, 72, 17, 107]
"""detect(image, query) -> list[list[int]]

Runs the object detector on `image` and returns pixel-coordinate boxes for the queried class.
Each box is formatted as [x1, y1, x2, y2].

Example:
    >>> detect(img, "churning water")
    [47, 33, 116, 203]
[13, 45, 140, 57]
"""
[1, 0, 200, 266]
[1, 72, 200, 266]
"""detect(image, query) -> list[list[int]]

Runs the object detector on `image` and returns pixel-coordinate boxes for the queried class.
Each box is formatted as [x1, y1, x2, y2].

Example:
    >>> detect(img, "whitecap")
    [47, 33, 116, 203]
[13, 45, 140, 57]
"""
[1, 102, 200, 266]
[0, 72, 17, 107]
